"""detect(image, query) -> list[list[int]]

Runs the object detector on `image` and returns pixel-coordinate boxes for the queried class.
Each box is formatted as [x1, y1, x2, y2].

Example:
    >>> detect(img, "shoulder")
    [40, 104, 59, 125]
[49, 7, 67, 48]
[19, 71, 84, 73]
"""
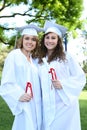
[65, 52, 80, 66]
[9, 48, 20, 55]
[5, 49, 21, 61]
[7, 49, 20, 57]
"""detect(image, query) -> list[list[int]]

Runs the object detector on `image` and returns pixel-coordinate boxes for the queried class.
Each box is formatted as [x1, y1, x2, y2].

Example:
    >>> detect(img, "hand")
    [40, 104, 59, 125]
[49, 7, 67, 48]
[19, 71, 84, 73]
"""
[52, 79, 62, 89]
[19, 93, 32, 102]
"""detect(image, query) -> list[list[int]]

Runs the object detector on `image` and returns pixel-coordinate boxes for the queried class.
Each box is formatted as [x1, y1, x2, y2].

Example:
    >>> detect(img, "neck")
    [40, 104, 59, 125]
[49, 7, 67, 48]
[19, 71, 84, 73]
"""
[47, 50, 53, 57]
[21, 48, 31, 61]
[22, 48, 30, 56]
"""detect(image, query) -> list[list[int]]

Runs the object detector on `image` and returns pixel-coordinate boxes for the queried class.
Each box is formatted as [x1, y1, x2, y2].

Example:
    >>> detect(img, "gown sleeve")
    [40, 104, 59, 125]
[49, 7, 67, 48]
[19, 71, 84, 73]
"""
[0, 52, 24, 115]
[57, 53, 86, 105]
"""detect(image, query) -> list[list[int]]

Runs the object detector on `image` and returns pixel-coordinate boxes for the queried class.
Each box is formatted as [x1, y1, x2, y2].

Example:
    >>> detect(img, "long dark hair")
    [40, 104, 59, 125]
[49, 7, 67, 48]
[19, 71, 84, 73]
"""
[37, 33, 66, 63]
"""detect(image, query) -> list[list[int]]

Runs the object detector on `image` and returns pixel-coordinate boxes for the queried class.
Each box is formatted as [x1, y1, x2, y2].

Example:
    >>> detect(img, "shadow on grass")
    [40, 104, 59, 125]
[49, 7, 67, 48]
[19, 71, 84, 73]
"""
[79, 99, 87, 130]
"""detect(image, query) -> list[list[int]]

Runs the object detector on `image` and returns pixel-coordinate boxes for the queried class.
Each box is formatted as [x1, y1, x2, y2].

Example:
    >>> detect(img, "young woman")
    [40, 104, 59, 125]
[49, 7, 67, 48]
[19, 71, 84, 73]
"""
[37, 21, 86, 130]
[0, 24, 43, 130]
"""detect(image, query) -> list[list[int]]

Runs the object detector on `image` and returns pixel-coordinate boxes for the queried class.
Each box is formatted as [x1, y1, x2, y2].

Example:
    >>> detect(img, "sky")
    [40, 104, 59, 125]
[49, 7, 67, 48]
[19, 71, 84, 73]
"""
[0, 4, 29, 27]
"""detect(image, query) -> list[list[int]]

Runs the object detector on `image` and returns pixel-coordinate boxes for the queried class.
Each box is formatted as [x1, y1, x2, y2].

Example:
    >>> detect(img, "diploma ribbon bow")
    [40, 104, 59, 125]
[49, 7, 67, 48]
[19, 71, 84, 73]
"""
[49, 68, 57, 80]
[49, 68, 57, 89]
[25, 82, 33, 98]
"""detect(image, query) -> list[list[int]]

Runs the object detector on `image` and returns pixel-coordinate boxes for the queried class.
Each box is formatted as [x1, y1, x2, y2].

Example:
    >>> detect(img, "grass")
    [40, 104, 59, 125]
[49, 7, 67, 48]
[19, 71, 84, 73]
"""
[0, 97, 14, 130]
[79, 90, 87, 130]
[0, 91, 87, 130]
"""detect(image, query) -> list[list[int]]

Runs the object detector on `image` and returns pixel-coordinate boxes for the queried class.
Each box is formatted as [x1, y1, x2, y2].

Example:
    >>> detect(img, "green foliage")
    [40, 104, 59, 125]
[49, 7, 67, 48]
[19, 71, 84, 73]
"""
[83, 74, 87, 90]
[83, 60, 87, 73]
[0, 0, 84, 46]
[31, 0, 84, 29]
[71, 30, 79, 38]
[82, 60, 87, 90]
[0, 45, 13, 80]
[0, 0, 27, 5]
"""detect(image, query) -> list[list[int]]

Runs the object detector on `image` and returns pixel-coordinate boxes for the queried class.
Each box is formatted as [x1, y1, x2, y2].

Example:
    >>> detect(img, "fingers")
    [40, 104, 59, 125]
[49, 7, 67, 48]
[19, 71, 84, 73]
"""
[19, 93, 32, 102]
[52, 79, 62, 89]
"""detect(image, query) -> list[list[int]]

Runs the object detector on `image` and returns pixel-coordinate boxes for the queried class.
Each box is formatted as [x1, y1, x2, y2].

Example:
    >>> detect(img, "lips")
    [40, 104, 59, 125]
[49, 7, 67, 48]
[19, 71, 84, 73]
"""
[27, 44, 33, 48]
[46, 43, 54, 46]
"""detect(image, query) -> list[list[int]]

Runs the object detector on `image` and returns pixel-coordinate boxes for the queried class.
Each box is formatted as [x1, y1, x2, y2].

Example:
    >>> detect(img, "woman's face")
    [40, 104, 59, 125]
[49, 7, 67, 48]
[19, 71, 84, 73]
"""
[22, 35, 37, 52]
[44, 32, 58, 52]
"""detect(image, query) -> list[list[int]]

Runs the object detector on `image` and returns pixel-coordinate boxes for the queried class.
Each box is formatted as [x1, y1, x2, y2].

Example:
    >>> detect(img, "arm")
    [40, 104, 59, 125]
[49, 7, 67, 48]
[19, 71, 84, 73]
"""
[56, 53, 86, 105]
[0, 52, 24, 115]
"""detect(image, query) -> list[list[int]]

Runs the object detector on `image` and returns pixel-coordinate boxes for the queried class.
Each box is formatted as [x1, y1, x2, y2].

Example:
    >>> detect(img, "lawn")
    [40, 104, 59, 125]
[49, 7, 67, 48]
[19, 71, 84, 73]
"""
[0, 97, 14, 130]
[79, 90, 87, 130]
[0, 91, 87, 130]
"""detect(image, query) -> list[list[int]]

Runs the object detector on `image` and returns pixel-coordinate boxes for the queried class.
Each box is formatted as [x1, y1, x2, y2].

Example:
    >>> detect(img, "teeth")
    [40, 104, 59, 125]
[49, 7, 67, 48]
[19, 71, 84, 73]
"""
[27, 45, 32, 47]
[47, 44, 52, 46]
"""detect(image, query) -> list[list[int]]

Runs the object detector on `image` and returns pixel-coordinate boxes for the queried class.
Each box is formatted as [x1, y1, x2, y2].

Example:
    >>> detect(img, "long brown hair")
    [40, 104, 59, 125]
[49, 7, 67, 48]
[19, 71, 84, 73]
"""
[15, 35, 39, 58]
[37, 33, 66, 63]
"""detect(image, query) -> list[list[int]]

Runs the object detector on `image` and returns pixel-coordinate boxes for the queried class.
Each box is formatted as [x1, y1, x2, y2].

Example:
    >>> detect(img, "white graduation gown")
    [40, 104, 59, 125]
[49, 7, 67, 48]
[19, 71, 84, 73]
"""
[0, 49, 42, 130]
[38, 53, 86, 130]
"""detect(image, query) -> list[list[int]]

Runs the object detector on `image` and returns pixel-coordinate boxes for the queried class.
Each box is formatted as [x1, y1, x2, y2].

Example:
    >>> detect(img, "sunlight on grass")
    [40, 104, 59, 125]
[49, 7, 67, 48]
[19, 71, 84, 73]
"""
[79, 90, 87, 100]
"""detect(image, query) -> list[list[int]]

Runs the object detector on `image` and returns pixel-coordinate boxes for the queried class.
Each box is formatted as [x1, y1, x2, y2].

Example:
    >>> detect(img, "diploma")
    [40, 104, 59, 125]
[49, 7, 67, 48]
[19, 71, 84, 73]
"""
[25, 82, 33, 97]
[49, 68, 57, 80]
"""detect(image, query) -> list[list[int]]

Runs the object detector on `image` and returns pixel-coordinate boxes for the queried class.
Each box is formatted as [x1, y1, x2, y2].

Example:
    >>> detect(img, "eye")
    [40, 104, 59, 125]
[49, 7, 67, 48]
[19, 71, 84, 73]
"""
[24, 37, 29, 40]
[45, 36, 49, 39]
[51, 36, 56, 39]
[32, 38, 36, 41]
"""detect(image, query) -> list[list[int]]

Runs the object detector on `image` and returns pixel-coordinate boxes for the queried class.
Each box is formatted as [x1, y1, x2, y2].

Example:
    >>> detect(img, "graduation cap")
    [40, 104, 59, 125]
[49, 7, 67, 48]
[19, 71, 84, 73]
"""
[15, 24, 44, 36]
[44, 20, 68, 51]
[44, 20, 67, 38]
[14, 24, 44, 48]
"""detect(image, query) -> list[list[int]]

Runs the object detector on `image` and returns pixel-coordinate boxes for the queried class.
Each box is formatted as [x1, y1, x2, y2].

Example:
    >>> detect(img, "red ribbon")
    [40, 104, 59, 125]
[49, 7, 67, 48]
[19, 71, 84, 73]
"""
[25, 82, 33, 97]
[49, 68, 57, 80]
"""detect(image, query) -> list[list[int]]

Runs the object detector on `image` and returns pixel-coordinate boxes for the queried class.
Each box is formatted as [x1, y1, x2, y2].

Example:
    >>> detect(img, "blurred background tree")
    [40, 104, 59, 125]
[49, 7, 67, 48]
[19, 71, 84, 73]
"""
[0, 0, 85, 47]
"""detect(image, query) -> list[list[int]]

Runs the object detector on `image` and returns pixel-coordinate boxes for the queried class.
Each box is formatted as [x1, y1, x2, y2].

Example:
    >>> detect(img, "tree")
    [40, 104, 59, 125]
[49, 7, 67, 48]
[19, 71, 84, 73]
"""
[0, 0, 84, 47]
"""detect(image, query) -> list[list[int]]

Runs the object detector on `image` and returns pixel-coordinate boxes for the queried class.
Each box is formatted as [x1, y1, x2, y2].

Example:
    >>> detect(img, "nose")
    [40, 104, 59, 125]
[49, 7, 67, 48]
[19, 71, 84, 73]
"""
[48, 38, 52, 42]
[28, 39, 32, 43]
